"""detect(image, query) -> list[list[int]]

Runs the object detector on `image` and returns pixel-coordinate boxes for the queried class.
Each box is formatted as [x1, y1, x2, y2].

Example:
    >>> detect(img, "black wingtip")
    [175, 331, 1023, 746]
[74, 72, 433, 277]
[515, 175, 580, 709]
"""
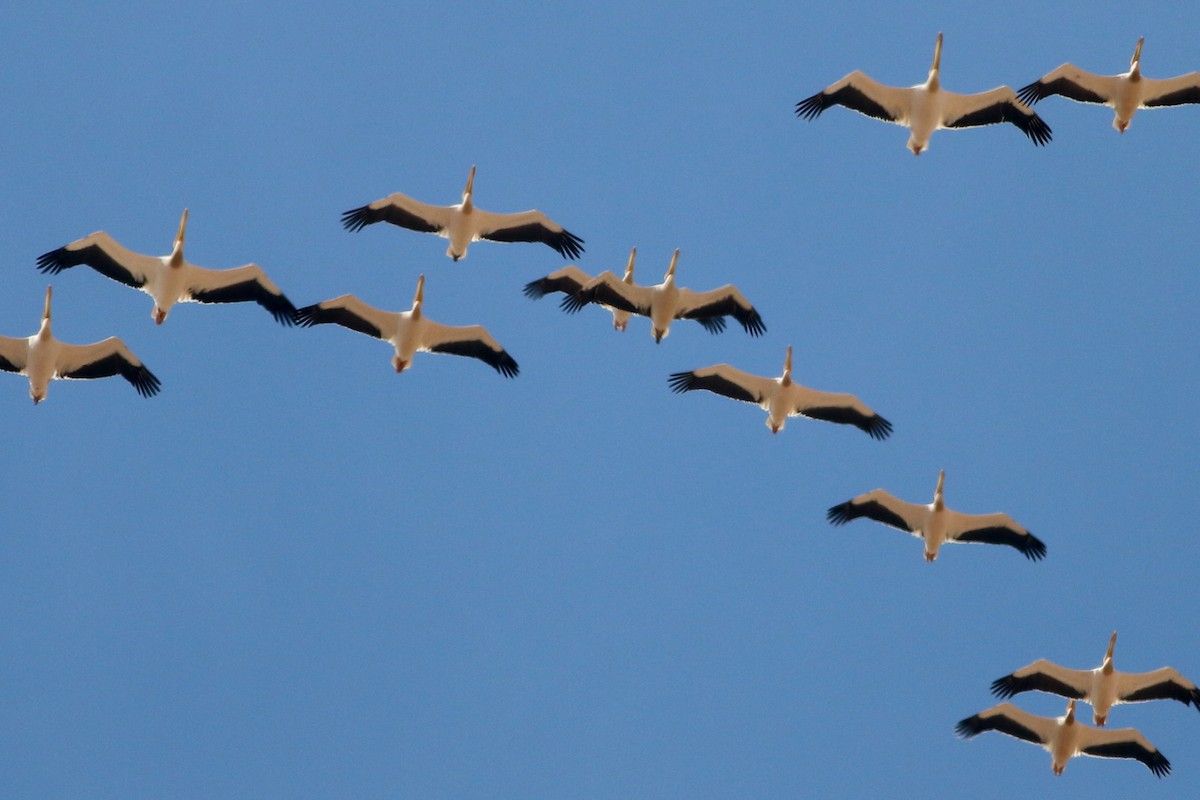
[1022, 533, 1048, 561]
[866, 414, 893, 441]
[741, 309, 766, 337]
[795, 92, 827, 121]
[559, 291, 590, 314]
[667, 371, 696, 394]
[554, 230, 585, 260]
[522, 280, 547, 300]
[1025, 113, 1053, 146]
[133, 366, 162, 398]
[293, 304, 322, 328]
[36, 247, 70, 274]
[494, 352, 520, 379]
[954, 715, 985, 740]
[1148, 751, 1171, 778]
[1016, 81, 1043, 106]
[990, 675, 1018, 699]
[341, 206, 373, 232]
[826, 501, 853, 526]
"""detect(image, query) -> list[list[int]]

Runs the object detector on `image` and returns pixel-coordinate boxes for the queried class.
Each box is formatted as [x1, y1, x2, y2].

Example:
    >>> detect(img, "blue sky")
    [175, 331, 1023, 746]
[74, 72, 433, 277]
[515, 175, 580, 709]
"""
[2, 2, 1198, 797]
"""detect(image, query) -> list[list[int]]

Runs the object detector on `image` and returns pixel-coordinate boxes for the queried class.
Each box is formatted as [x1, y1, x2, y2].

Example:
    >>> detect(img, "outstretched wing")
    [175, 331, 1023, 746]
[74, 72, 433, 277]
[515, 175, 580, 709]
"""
[341, 192, 453, 234]
[990, 659, 1092, 701]
[796, 70, 912, 124]
[945, 511, 1047, 560]
[185, 263, 297, 326]
[474, 209, 585, 260]
[55, 337, 161, 397]
[675, 285, 766, 336]
[942, 87, 1053, 145]
[826, 489, 926, 535]
[36, 231, 157, 289]
[420, 319, 519, 378]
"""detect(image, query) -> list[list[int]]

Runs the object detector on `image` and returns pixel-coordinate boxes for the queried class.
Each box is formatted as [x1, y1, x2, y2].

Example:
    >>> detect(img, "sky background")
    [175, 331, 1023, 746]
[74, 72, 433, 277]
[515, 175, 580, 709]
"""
[2, 2, 1198, 798]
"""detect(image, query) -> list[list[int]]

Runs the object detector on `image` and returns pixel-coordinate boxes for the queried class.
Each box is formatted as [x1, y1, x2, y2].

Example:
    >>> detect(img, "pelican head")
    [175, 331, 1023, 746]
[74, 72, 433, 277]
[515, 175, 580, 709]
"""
[664, 248, 680, 282]
[169, 208, 188, 268]
[623, 246, 637, 283]
[781, 344, 793, 387]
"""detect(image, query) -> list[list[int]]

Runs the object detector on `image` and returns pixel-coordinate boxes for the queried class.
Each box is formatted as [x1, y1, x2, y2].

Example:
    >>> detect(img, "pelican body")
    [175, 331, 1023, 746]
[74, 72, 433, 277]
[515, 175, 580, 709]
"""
[956, 699, 1170, 777]
[36, 210, 297, 326]
[562, 249, 765, 342]
[342, 166, 584, 261]
[294, 275, 518, 377]
[0, 287, 161, 403]
[826, 470, 1044, 562]
[668, 345, 891, 438]
[796, 33, 1052, 154]
[1018, 38, 1200, 133]
[523, 248, 637, 331]
[992, 632, 1200, 725]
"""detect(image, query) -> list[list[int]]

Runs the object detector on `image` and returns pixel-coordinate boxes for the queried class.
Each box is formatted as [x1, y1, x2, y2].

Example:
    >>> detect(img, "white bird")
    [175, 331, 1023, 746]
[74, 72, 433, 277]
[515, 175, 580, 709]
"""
[956, 699, 1170, 777]
[796, 32, 1052, 154]
[991, 632, 1200, 725]
[342, 166, 584, 261]
[826, 470, 1045, 562]
[0, 287, 161, 404]
[668, 345, 890, 438]
[294, 275, 518, 377]
[1018, 37, 1200, 133]
[563, 249, 766, 342]
[523, 247, 637, 331]
[37, 209, 297, 326]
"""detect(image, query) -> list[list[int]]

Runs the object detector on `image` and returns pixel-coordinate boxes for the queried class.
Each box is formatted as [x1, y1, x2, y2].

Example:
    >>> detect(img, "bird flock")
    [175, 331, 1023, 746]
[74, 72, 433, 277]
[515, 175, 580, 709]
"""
[7, 29, 1200, 782]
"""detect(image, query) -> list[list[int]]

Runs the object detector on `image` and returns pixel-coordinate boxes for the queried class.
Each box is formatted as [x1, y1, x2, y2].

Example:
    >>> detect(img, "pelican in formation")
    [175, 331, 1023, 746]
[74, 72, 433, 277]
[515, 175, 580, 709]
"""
[561, 249, 766, 342]
[668, 345, 891, 438]
[1018, 37, 1200, 133]
[796, 33, 1052, 154]
[991, 632, 1200, 725]
[36, 209, 297, 326]
[342, 165, 584, 261]
[523, 247, 637, 331]
[0, 287, 161, 403]
[956, 699, 1170, 777]
[294, 275, 519, 377]
[826, 470, 1045, 562]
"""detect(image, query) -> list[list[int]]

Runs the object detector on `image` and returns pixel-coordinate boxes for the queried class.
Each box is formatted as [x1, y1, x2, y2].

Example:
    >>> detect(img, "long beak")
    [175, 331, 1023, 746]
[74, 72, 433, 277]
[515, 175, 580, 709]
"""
[936, 469, 945, 496]
[414, 274, 425, 306]
[464, 165, 476, 199]
[1131, 37, 1144, 67]
[624, 246, 637, 281]
[932, 32, 943, 72]
[1106, 631, 1117, 661]
[1065, 699, 1076, 723]
[782, 344, 793, 385]
[43, 285, 52, 322]
[666, 248, 679, 280]
[176, 208, 189, 249]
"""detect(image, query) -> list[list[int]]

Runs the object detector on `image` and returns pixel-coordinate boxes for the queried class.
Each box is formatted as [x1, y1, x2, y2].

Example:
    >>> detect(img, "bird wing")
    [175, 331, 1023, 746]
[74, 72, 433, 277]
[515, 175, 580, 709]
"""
[0, 335, 29, 374]
[1140, 73, 1200, 107]
[1016, 64, 1118, 106]
[419, 319, 519, 377]
[955, 702, 1056, 746]
[473, 209, 585, 260]
[990, 659, 1092, 701]
[184, 263, 297, 325]
[667, 364, 774, 405]
[795, 70, 911, 124]
[790, 385, 893, 440]
[35, 231, 156, 288]
[941, 87, 1053, 145]
[1077, 726, 1171, 777]
[562, 272, 647, 315]
[523, 266, 593, 299]
[55, 337, 161, 397]
[943, 511, 1047, 561]
[293, 294, 389, 340]
[825, 489, 926, 536]
[341, 192, 453, 234]
[675, 285, 766, 336]
[1116, 667, 1200, 709]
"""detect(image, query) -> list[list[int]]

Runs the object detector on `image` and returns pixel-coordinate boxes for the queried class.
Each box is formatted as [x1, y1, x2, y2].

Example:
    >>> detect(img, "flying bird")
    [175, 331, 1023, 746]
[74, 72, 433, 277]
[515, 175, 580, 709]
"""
[341, 165, 584, 261]
[36, 209, 297, 326]
[294, 275, 518, 377]
[826, 470, 1044, 562]
[796, 32, 1052, 154]
[991, 632, 1200, 725]
[1018, 37, 1200, 133]
[523, 247, 637, 331]
[668, 345, 890, 438]
[562, 249, 766, 342]
[956, 700, 1170, 777]
[0, 287, 161, 404]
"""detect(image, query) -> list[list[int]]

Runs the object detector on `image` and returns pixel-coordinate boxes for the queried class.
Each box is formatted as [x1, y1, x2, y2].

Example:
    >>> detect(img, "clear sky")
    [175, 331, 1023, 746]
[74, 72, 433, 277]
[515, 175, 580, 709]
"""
[2, 2, 1198, 798]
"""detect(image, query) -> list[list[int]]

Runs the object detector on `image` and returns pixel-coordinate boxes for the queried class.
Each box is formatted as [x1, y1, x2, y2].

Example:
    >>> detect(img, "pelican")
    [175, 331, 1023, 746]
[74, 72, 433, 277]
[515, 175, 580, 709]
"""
[341, 166, 584, 261]
[668, 345, 890, 438]
[826, 470, 1044, 562]
[523, 247, 636, 331]
[795, 32, 1052, 154]
[991, 632, 1200, 725]
[294, 275, 518, 377]
[562, 249, 766, 342]
[0, 287, 161, 403]
[956, 700, 1170, 777]
[36, 209, 297, 326]
[1018, 37, 1200, 133]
